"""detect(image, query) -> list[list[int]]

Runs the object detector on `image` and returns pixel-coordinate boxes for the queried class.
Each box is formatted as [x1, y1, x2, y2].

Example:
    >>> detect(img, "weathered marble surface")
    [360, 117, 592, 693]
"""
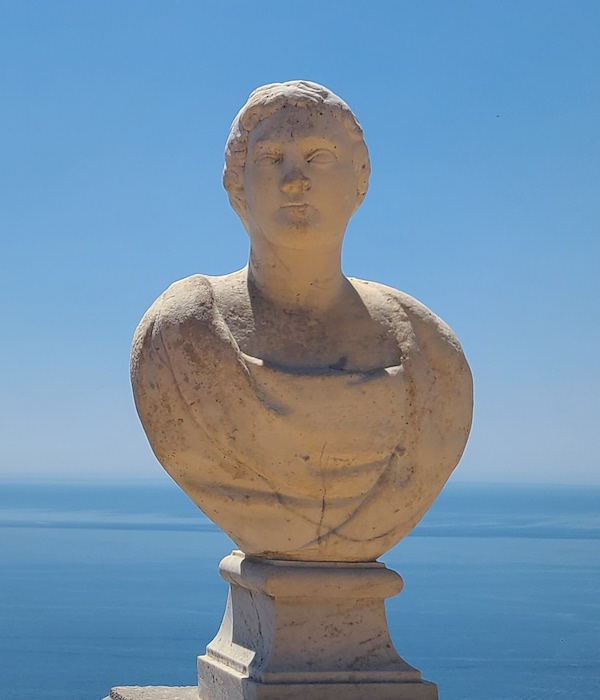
[131, 81, 473, 562]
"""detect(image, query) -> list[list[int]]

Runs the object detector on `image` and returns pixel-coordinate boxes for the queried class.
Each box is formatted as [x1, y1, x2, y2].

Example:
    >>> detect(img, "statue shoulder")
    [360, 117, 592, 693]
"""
[352, 278, 471, 375]
[143, 274, 218, 328]
[394, 289, 473, 403]
[133, 274, 225, 341]
[131, 274, 230, 366]
[131, 273, 247, 403]
[394, 289, 465, 355]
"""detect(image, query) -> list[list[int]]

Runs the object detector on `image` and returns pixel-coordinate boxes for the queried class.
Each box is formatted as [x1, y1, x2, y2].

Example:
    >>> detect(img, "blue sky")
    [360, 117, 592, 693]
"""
[1, 1, 598, 484]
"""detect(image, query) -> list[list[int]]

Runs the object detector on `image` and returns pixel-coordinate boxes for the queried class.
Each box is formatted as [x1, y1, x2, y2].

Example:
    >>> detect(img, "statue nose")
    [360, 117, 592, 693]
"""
[280, 169, 311, 193]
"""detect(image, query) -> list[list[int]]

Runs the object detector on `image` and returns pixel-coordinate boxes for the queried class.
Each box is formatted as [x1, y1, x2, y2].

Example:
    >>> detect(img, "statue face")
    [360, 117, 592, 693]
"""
[243, 106, 358, 249]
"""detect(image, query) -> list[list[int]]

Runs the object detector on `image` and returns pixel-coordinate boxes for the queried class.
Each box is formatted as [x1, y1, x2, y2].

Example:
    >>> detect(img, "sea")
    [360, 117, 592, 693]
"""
[0, 479, 598, 700]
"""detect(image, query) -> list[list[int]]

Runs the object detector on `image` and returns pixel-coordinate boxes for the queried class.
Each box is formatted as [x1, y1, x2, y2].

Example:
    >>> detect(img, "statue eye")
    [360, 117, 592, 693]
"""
[256, 153, 281, 165]
[307, 149, 335, 164]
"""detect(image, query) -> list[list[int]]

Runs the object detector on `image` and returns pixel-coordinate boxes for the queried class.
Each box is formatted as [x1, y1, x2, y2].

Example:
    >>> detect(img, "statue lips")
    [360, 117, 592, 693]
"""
[279, 201, 314, 226]
[280, 202, 311, 211]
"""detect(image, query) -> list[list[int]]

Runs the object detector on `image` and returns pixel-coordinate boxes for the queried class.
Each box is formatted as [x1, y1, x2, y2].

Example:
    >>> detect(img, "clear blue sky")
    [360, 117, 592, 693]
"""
[1, 1, 598, 484]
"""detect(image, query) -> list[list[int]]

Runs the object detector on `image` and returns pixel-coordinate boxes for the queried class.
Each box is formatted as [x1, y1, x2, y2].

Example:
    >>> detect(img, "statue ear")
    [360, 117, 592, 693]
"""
[231, 194, 249, 229]
[223, 166, 249, 226]
[352, 141, 371, 211]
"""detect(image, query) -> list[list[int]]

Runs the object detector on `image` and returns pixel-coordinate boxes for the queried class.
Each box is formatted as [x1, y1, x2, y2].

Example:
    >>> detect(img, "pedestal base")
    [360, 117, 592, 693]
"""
[197, 551, 437, 700]
[103, 688, 198, 700]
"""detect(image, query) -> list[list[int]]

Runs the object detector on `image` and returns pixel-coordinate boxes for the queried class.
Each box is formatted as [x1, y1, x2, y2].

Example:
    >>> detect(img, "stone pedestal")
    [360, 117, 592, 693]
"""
[103, 689, 197, 700]
[196, 551, 437, 700]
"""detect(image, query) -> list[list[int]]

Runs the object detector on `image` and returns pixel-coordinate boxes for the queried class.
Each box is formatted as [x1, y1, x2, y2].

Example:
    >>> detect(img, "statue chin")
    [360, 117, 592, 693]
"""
[131, 273, 473, 562]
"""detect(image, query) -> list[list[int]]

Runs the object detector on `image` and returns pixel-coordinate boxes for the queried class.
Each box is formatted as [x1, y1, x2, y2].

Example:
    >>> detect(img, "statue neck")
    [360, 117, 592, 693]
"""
[247, 236, 348, 312]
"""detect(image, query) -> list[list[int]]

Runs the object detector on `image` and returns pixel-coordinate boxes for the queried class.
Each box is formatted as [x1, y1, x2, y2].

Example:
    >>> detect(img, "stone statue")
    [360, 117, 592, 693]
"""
[131, 81, 472, 563]
[127, 81, 473, 700]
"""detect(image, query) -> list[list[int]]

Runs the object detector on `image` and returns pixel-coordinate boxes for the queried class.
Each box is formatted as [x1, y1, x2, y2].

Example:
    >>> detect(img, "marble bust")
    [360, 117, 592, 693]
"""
[131, 81, 473, 562]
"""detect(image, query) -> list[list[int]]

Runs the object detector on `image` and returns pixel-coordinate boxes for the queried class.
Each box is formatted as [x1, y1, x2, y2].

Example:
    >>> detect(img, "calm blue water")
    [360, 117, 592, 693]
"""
[0, 480, 598, 700]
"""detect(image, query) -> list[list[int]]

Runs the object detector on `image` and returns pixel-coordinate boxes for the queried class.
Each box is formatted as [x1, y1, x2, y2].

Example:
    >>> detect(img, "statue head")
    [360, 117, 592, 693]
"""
[223, 81, 371, 234]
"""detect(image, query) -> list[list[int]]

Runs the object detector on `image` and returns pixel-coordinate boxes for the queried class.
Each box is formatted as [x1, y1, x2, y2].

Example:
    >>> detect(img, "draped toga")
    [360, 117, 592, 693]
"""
[131, 274, 472, 561]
